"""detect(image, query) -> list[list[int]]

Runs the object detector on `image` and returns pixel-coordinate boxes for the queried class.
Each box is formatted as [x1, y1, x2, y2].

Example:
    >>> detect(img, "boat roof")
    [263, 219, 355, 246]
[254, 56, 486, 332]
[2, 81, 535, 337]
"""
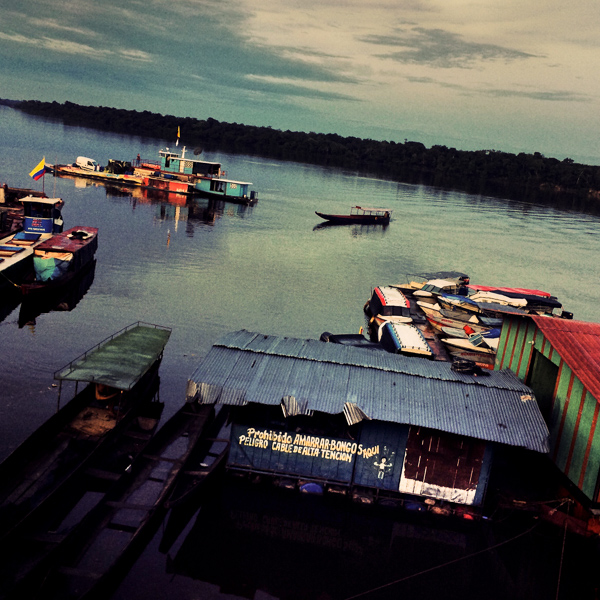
[375, 286, 409, 307]
[216, 177, 252, 185]
[408, 271, 469, 281]
[353, 206, 392, 211]
[468, 284, 551, 298]
[159, 148, 220, 166]
[35, 226, 98, 253]
[54, 322, 171, 390]
[383, 322, 433, 355]
[19, 196, 63, 206]
[423, 279, 460, 288]
[186, 330, 549, 452]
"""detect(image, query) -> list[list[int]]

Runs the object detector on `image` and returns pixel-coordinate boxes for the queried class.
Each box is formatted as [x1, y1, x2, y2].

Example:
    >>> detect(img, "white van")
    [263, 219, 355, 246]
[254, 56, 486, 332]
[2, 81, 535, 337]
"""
[76, 156, 100, 171]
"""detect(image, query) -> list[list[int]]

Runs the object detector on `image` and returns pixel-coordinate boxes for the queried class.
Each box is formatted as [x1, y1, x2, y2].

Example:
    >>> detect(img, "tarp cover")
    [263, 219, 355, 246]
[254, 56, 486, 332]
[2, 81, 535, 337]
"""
[55, 324, 171, 390]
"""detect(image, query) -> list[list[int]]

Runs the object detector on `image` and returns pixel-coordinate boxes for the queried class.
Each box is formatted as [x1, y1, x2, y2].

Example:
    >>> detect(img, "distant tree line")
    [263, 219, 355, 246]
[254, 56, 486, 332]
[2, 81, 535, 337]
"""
[6, 99, 600, 214]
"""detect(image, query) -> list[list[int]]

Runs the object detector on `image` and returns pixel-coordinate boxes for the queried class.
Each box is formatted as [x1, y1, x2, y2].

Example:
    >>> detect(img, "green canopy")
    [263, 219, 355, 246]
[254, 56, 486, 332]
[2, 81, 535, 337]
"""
[55, 323, 171, 390]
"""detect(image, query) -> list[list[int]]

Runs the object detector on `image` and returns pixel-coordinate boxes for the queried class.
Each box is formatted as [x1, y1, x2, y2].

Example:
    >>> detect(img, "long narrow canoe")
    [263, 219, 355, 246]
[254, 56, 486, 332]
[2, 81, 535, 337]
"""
[0, 322, 171, 542]
[34, 401, 216, 600]
[315, 206, 392, 225]
[0, 398, 165, 598]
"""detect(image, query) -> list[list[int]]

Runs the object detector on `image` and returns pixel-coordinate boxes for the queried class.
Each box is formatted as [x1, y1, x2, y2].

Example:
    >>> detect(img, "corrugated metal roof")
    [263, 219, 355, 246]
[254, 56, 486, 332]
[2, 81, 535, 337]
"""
[187, 330, 548, 452]
[532, 316, 600, 401]
[55, 323, 171, 390]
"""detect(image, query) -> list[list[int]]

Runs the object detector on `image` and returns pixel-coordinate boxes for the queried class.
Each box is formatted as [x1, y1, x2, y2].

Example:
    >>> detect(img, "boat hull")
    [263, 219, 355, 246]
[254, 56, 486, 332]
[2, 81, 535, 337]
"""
[35, 402, 217, 600]
[315, 211, 390, 225]
[19, 226, 99, 297]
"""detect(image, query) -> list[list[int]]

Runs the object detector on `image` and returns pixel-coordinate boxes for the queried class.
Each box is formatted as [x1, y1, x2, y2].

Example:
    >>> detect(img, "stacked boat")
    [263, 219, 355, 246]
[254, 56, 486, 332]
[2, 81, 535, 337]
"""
[361, 270, 570, 370]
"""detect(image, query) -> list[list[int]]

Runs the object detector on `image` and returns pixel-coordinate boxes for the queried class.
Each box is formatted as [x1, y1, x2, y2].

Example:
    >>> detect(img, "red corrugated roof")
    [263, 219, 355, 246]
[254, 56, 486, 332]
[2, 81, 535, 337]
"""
[532, 316, 600, 401]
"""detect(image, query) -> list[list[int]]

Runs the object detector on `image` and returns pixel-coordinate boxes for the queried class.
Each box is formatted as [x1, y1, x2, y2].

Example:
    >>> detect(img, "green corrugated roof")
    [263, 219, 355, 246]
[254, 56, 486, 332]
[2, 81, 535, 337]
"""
[55, 323, 171, 390]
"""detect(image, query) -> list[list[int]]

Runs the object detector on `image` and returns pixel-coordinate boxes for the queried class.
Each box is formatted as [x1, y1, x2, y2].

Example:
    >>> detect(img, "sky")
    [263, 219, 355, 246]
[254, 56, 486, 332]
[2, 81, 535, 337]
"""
[1, 0, 600, 164]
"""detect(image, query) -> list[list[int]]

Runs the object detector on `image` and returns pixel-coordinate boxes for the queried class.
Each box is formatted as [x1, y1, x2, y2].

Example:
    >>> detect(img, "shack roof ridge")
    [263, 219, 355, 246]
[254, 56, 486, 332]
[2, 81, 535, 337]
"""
[214, 331, 529, 392]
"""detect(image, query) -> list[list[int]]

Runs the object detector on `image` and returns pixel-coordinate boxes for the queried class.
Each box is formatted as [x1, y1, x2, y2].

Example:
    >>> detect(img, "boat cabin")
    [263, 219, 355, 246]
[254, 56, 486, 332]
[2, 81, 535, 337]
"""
[159, 147, 222, 177]
[193, 177, 255, 200]
[186, 330, 549, 515]
[365, 286, 411, 320]
[350, 206, 391, 218]
[20, 196, 64, 234]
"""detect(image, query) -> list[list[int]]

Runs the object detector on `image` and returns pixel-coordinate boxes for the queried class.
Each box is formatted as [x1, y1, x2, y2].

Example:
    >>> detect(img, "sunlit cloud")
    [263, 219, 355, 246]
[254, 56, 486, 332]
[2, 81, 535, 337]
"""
[0, 30, 152, 62]
[29, 17, 96, 37]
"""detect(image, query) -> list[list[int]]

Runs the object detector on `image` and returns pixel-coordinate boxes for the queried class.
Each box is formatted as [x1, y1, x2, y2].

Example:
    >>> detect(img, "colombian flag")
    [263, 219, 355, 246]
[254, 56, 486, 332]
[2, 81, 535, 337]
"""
[29, 157, 46, 181]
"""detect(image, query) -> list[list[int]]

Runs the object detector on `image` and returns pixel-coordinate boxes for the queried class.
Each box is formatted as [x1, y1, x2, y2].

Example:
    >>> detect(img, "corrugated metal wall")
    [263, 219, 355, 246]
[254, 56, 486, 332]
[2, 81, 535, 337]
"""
[499, 316, 600, 503]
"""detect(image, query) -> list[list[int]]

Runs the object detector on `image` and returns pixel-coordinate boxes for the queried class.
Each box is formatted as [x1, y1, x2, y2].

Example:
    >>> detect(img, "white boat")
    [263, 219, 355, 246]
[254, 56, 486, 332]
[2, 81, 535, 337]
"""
[469, 291, 528, 308]
[379, 322, 434, 357]
[364, 285, 412, 328]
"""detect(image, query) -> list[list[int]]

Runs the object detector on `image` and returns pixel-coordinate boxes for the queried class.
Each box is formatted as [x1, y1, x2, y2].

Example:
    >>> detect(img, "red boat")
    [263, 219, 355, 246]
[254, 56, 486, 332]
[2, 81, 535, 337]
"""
[20, 226, 98, 296]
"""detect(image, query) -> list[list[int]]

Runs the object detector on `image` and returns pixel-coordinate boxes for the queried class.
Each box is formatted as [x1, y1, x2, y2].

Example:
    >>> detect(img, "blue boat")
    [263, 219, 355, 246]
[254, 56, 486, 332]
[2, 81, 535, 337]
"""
[157, 147, 258, 204]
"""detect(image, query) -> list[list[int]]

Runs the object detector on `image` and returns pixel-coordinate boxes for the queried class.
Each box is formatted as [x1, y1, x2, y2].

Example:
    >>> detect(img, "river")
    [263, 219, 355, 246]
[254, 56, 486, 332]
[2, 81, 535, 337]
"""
[1, 105, 599, 599]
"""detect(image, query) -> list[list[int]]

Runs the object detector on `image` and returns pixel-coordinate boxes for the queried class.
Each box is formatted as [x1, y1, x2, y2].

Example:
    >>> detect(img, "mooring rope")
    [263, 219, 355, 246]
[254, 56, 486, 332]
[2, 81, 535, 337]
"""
[344, 521, 541, 600]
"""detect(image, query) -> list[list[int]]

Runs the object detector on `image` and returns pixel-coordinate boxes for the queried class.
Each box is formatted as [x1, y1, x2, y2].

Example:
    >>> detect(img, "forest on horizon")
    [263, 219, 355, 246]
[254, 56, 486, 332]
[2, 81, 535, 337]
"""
[4, 98, 600, 214]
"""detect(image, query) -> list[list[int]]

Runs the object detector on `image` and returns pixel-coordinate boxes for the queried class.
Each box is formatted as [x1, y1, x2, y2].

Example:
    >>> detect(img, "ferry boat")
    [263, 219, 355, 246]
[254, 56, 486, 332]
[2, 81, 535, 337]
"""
[50, 147, 258, 205]
[148, 147, 258, 204]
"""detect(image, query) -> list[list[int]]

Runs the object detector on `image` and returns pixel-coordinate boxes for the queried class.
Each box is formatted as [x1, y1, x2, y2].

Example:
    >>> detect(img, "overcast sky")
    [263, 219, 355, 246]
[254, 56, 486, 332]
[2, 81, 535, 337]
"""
[2, 0, 599, 164]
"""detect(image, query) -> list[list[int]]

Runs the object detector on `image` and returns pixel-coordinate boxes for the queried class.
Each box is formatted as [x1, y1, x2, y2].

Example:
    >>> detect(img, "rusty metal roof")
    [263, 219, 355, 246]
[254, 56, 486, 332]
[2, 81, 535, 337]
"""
[532, 316, 600, 401]
[187, 330, 549, 452]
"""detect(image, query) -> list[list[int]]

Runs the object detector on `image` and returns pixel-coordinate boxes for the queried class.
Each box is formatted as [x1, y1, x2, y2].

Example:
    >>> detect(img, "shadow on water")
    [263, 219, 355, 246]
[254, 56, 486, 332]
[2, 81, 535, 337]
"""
[0, 287, 22, 325]
[155, 476, 600, 600]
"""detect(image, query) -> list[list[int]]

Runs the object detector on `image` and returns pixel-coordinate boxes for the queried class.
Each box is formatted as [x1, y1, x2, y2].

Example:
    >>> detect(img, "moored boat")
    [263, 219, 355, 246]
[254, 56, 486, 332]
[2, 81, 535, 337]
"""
[315, 205, 392, 225]
[0, 322, 171, 542]
[364, 285, 412, 325]
[441, 336, 497, 369]
[0, 398, 165, 599]
[19, 226, 98, 296]
[379, 321, 434, 357]
[34, 401, 218, 600]
[49, 145, 259, 205]
[0, 196, 64, 291]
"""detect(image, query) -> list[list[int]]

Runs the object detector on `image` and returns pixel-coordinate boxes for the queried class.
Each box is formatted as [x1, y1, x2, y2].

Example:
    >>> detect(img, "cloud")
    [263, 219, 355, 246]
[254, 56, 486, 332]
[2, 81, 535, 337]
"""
[405, 75, 589, 102]
[243, 74, 358, 101]
[0, 31, 152, 62]
[484, 89, 589, 102]
[29, 17, 96, 37]
[362, 27, 537, 68]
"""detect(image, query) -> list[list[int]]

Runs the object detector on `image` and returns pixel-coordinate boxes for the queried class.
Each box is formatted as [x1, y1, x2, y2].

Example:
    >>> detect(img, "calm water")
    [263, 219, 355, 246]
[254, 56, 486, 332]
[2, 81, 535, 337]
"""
[1, 106, 600, 599]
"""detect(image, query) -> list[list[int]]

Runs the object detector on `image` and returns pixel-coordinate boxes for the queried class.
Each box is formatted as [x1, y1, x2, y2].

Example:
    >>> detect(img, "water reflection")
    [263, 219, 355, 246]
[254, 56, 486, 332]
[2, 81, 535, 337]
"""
[18, 259, 96, 328]
[157, 477, 597, 600]
[312, 221, 391, 236]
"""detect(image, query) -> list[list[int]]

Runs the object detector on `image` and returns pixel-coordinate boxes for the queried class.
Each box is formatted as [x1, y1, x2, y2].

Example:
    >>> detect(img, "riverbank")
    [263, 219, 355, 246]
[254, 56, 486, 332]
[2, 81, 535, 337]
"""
[6, 98, 600, 215]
